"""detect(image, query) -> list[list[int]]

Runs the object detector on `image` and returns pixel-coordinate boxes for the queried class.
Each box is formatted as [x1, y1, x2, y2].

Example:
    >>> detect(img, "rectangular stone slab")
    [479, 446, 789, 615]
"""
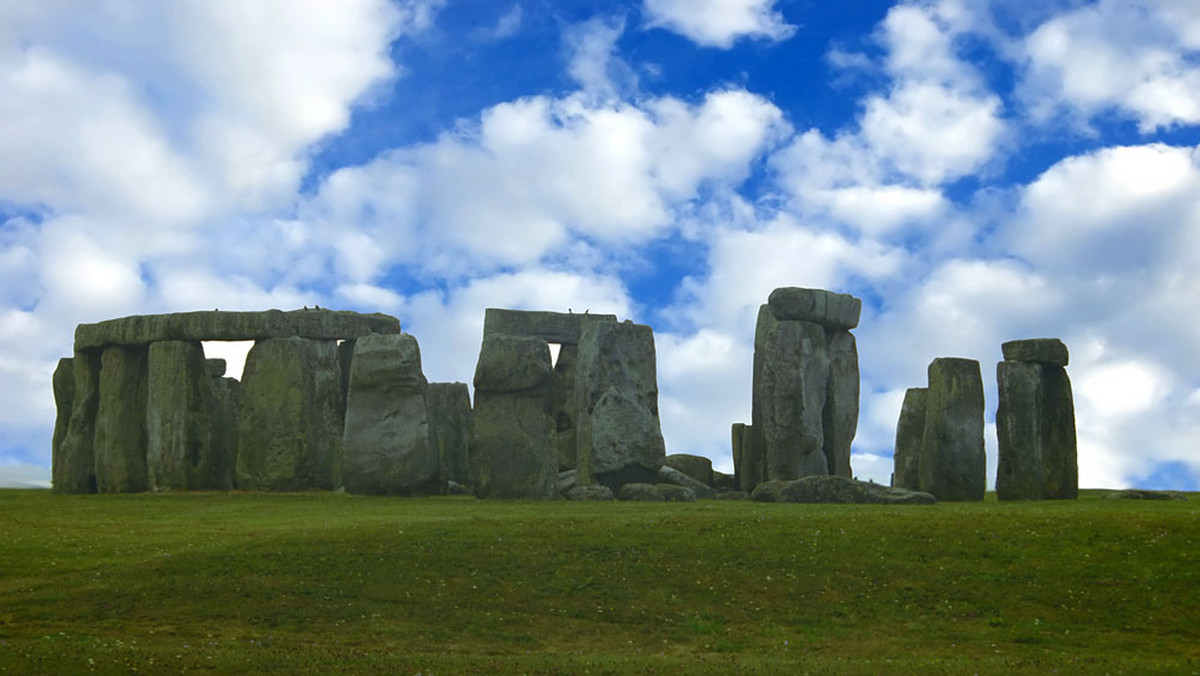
[75, 308, 401, 350]
[483, 308, 617, 345]
[1001, 338, 1069, 366]
[767, 287, 861, 330]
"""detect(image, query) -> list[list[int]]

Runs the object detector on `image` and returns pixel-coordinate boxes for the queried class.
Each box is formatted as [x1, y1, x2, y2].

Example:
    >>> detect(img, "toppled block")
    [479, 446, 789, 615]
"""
[658, 465, 717, 499]
[767, 287, 861, 330]
[751, 476, 935, 504]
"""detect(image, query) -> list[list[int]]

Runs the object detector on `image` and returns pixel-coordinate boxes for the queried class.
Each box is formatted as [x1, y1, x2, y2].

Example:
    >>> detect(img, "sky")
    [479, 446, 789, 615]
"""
[2, 0, 1200, 491]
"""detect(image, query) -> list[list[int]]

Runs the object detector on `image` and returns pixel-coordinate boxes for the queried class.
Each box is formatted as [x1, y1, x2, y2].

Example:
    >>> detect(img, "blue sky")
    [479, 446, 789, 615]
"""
[2, 0, 1200, 490]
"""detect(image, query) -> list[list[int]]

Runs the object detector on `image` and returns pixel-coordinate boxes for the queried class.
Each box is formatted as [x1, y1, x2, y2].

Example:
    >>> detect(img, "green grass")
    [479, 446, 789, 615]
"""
[1, 489, 1197, 674]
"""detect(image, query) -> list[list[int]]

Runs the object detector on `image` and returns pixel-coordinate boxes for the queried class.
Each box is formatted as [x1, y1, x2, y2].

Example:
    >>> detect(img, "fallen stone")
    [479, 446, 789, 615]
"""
[919, 358, 986, 502]
[664, 453, 714, 486]
[1103, 489, 1187, 501]
[823, 329, 858, 477]
[54, 351, 101, 494]
[93, 346, 149, 493]
[343, 334, 438, 495]
[565, 485, 615, 501]
[767, 287, 861, 330]
[712, 470, 738, 493]
[658, 465, 718, 499]
[445, 480, 473, 496]
[1001, 338, 1069, 367]
[751, 476, 936, 504]
[996, 361, 1045, 501]
[617, 483, 696, 502]
[482, 308, 616, 345]
[892, 387, 927, 491]
[716, 490, 750, 500]
[427, 382, 473, 488]
[75, 308, 401, 350]
[236, 337, 342, 491]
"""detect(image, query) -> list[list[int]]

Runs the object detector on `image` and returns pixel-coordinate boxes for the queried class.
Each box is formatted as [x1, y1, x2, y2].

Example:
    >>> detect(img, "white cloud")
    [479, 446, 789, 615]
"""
[564, 16, 634, 100]
[643, 0, 796, 49]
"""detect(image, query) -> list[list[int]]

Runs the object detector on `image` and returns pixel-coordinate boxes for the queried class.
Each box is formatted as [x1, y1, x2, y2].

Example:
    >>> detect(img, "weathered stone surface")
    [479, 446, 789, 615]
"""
[337, 339, 356, 414]
[751, 476, 936, 504]
[565, 485, 615, 501]
[716, 490, 750, 500]
[892, 388, 927, 491]
[55, 351, 100, 494]
[147, 341, 236, 491]
[1103, 489, 1187, 501]
[93, 346, 149, 493]
[1002, 338, 1069, 367]
[767, 287, 861, 330]
[712, 470, 738, 493]
[823, 329, 858, 477]
[658, 465, 718, 499]
[483, 308, 616, 345]
[343, 334, 438, 495]
[1041, 367, 1078, 500]
[664, 454, 714, 486]
[50, 358, 75, 487]
[75, 308, 401, 350]
[919, 358, 986, 502]
[472, 334, 557, 499]
[576, 320, 665, 489]
[617, 483, 696, 502]
[996, 361, 1045, 501]
[753, 307, 830, 481]
[236, 338, 342, 491]
[428, 382, 472, 488]
[550, 344, 580, 470]
[205, 359, 226, 378]
[557, 469, 579, 493]
[731, 423, 762, 492]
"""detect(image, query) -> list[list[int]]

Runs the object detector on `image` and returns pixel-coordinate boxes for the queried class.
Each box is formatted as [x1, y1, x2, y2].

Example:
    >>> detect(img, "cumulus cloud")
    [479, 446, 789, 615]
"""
[643, 0, 796, 49]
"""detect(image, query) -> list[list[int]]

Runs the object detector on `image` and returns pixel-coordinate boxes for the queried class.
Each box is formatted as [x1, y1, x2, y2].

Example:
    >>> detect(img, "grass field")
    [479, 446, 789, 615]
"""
[0, 489, 1197, 675]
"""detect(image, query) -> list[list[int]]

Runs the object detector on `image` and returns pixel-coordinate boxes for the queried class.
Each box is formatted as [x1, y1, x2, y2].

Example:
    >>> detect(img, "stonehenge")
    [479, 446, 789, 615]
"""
[996, 339, 1078, 500]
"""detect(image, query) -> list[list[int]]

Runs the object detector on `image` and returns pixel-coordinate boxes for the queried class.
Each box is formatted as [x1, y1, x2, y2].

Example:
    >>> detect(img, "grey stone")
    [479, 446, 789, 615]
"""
[427, 382, 473, 488]
[1041, 366, 1078, 500]
[565, 485, 615, 501]
[557, 469, 579, 493]
[54, 351, 100, 494]
[75, 308, 401, 350]
[1103, 489, 1186, 501]
[919, 358, 986, 502]
[617, 483, 696, 502]
[753, 307, 830, 481]
[342, 334, 438, 495]
[473, 334, 553, 392]
[751, 476, 936, 504]
[731, 423, 762, 492]
[712, 470, 738, 493]
[823, 329, 858, 477]
[576, 320, 666, 489]
[550, 344, 580, 470]
[996, 361, 1045, 501]
[482, 308, 617, 345]
[767, 287, 861, 330]
[892, 388, 927, 491]
[50, 358, 75, 488]
[664, 454, 714, 486]
[93, 346, 149, 493]
[1002, 338, 1069, 367]
[337, 339, 356, 416]
[716, 490, 750, 500]
[236, 337, 342, 491]
[445, 480, 473, 496]
[658, 465, 718, 499]
[146, 341, 236, 491]
[205, 359, 226, 378]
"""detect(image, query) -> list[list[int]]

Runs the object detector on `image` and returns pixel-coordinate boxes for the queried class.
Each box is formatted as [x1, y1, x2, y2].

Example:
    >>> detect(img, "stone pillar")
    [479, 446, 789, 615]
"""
[731, 422, 761, 492]
[996, 339, 1077, 500]
[51, 357, 75, 486]
[342, 334, 438, 495]
[94, 345, 149, 493]
[237, 337, 343, 491]
[550, 344, 580, 471]
[428, 382, 472, 489]
[919, 357, 986, 502]
[823, 329, 859, 477]
[575, 320, 666, 490]
[471, 334, 557, 499]
[891, 387, 927, 491]
[147, 341, 236, 491]
[55, 350, 101, 494]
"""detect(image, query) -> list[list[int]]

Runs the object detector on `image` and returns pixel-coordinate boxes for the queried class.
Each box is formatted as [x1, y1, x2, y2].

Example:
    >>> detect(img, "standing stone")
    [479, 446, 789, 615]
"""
[428, 382, 473, 489]
[731, 423, 761, 492]
[337, 339, 356, 418]
[472, 334, 557, 499]
[891, 387, 927, 491]
[237, 337, 342, 491]
[93, 346, 149, 493]
[1042, 367, 1078, 500]
[550, 344, 580, 471]
[753, 306, 830, 481]
[51, 358, 75, 484]
[54, 352, 99, 494]
[575, 320, 666, 489]
[823, 329, 858, 477]
[343, 334, 438, 495]
[996, 361, 1045, 501]
[147, 341, 236, 491]
[919, 358, 985, 502]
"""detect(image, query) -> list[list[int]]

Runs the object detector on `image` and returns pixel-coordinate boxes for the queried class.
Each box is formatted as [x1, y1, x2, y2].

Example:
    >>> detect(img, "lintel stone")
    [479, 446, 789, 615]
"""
[1001, 338, 1069, 366]
[767, 287, 861, 330]
[483, 308, 617, 345]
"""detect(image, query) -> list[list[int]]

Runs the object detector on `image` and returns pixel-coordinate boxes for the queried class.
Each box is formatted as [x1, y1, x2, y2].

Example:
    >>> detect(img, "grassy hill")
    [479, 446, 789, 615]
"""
[0, 489, 1196, 674]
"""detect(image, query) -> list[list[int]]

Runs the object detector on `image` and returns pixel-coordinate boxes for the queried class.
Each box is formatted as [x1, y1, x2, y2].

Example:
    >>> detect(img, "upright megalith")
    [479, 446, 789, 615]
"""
[891, 387, 927, 491]
[94, 346, 149, 493]
[237, 337, 342, 491]
[575, 320, 666, 489]
[919, 358, 986, 502]
[147, 341, 235, 491]
[997, 338, 1077, 500]
[427, 382, 472, 489]
[54, 353, 99, 494]
[739, 287, 861, 492]
[550, 344, 580, 471]
[471, 334, 557, 499]
[731, 423, 761, 492]
[342, 334, 438, 495]
[51, 358, 75, 486]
